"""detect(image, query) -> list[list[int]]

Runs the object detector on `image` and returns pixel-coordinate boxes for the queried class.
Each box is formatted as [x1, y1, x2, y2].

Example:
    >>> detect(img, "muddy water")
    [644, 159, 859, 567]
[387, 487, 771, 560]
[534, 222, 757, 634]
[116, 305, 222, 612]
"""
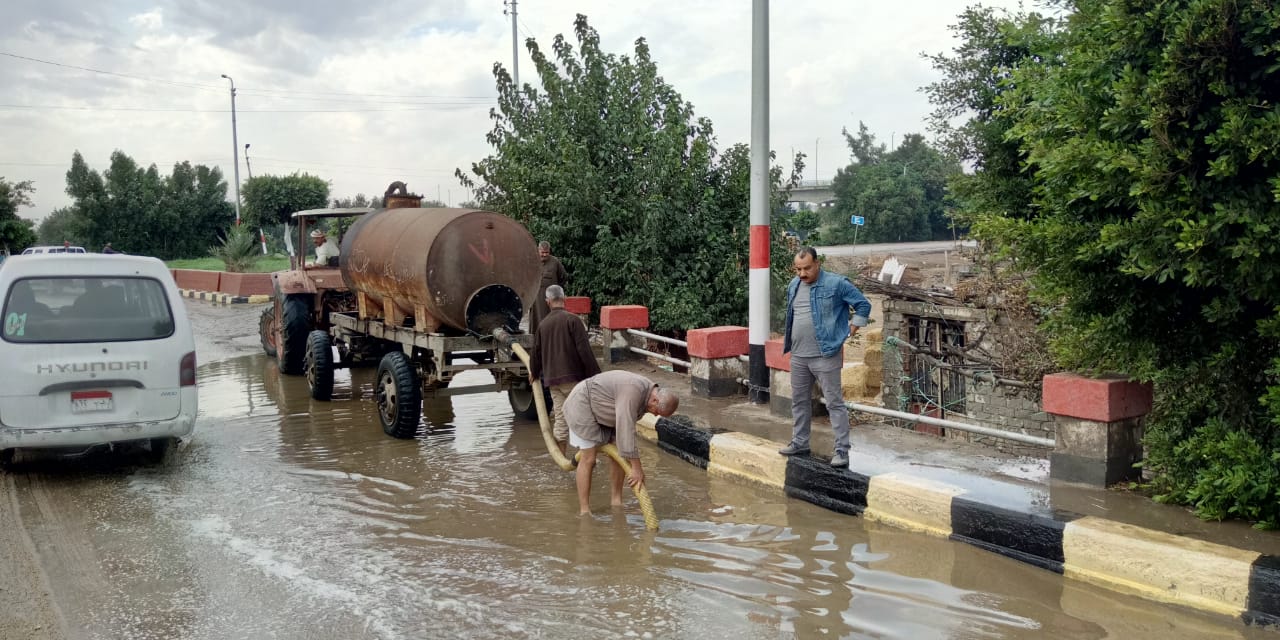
[9, 355, 1271, 639]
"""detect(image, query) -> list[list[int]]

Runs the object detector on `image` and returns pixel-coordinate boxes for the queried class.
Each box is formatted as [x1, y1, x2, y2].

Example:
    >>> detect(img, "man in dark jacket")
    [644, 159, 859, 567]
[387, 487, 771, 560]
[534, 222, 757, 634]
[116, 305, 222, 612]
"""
[529, 241, 568, 334]
[529, 284, 601, 454]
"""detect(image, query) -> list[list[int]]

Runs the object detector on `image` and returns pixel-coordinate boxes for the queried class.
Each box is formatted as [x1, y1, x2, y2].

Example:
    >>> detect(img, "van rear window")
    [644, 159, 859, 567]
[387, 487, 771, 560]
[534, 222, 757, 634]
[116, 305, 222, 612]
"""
[3, 277, 175, 343]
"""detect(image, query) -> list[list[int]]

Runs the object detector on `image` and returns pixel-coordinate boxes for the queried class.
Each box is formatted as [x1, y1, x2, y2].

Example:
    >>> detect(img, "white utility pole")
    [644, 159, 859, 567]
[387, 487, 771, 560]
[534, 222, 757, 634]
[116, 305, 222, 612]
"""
[505, 0, 519, 87]
[220, 74, 242, 224]
[747, 0, 771, 403]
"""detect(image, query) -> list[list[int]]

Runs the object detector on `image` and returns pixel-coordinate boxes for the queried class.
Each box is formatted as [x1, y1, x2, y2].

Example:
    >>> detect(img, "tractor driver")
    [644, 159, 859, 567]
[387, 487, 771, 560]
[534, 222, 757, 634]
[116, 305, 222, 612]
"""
[308, 228, 340, 267]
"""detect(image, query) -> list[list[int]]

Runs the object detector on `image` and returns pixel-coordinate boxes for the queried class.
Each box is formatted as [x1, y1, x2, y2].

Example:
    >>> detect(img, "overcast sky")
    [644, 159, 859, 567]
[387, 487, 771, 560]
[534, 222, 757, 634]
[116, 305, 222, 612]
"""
[2, 0, 1028, 222]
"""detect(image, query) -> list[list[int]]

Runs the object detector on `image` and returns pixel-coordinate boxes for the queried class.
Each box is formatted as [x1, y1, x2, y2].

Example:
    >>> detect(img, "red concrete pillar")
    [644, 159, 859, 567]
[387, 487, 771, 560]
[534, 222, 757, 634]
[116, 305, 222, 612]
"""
[600, 305, 649, 364]
[1043, 373, 1152, 487]
[687, 326, 749, 397]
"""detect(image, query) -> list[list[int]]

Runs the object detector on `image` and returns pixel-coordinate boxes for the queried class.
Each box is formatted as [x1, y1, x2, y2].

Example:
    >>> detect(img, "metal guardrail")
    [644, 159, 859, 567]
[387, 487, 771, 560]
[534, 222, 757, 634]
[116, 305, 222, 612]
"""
[622, 327, 1050, 448]
[625, 329, 691, 368]
[846, 402, 1054, 448]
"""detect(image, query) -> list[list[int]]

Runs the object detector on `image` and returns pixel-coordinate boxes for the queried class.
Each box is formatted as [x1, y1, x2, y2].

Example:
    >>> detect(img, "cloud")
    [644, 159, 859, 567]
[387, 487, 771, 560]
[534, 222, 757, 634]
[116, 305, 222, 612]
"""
[0, 0, 1028, 222]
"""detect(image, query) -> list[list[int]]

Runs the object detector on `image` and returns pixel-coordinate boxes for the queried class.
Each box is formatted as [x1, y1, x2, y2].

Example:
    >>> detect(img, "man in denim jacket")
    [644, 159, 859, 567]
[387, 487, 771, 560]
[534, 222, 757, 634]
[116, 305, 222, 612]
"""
[778, 247, 872, 468]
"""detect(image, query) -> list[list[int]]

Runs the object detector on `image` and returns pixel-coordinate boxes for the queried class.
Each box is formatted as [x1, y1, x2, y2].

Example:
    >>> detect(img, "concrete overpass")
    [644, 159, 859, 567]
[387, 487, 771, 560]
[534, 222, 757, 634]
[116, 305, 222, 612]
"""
[787, 179, 835, 210]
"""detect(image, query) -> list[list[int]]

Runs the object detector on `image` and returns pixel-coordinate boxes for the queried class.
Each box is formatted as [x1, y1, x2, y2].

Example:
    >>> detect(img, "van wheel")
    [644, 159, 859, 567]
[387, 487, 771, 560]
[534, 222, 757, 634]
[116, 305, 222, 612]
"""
[376, 351, 421, 439]
[306, 330, 335, 401]
[147, 438, 178, 466]
[277, 295, 312, 375]
[259, 306, 278, 357]
[507, 381, 551, 421]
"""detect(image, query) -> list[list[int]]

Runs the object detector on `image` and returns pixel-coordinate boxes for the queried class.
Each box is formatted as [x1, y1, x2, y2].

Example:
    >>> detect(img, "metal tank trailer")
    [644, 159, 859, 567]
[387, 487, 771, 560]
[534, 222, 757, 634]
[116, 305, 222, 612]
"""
[271, 203, 546, 438]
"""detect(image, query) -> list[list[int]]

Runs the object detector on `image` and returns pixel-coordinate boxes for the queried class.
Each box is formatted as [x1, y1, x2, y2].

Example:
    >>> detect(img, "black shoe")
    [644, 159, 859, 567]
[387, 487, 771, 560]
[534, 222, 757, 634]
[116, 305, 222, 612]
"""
[778, 443, 810, 457]
[830, 451, 849, 468]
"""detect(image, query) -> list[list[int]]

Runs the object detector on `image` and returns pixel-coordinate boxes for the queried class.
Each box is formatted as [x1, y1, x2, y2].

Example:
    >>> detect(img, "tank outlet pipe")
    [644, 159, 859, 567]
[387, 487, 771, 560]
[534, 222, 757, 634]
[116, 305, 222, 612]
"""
[510, 343, 659, 530]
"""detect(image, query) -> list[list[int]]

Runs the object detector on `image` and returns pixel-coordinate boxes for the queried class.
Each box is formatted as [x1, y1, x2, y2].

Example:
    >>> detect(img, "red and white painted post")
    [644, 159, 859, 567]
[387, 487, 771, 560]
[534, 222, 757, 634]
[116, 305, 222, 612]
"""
[747, 0, 771, 404]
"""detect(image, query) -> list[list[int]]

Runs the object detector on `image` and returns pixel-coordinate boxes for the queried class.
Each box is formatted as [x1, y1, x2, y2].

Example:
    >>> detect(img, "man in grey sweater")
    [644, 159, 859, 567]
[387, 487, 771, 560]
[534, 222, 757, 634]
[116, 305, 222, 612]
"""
[563, 370, 679, 515]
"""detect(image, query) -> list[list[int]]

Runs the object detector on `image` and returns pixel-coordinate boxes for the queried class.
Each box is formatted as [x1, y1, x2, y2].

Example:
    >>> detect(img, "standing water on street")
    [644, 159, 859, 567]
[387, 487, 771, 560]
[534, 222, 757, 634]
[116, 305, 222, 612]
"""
[5, 354, 1271, 639]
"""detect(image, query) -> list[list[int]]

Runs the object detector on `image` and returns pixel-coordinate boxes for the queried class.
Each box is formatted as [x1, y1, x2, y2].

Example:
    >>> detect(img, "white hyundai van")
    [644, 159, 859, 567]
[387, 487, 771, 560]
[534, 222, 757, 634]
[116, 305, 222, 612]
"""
[0, 254, 197, 466]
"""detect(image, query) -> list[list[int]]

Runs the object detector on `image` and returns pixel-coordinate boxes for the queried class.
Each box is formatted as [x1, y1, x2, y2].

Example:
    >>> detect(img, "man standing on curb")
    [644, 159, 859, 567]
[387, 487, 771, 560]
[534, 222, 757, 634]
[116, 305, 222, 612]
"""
[778, 246, 872, 468]
[529, 284, 601, 456]
[564, 370, 679, 515]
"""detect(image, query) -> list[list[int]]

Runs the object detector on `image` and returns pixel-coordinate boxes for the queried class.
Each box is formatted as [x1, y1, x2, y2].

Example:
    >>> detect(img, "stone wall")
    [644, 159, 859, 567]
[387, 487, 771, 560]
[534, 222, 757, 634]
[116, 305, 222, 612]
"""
[880, 298, 1051, 456]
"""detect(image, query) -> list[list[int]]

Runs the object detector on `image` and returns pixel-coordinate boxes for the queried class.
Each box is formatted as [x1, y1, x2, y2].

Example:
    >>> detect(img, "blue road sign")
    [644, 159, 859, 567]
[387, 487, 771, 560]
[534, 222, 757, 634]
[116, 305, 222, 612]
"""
[850, 215, 865, 226]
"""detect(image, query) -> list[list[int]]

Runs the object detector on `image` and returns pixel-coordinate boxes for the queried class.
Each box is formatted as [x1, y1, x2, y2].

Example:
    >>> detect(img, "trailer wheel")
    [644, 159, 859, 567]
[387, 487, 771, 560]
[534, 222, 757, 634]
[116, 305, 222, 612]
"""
[277, 295, 312, 375]
[376, 351, 421, 439]
[306, 330, 335, 401]
[259, 306, 278, 357]
[507, 381, 551, 421]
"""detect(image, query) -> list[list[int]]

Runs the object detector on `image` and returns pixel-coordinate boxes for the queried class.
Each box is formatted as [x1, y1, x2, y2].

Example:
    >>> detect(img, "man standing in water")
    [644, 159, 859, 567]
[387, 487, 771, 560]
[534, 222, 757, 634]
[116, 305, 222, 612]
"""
[529, 284, 601, 456]
[563, 370, 679, 515]
[529, 241, 568, 334]
[778, 246, 872, 469]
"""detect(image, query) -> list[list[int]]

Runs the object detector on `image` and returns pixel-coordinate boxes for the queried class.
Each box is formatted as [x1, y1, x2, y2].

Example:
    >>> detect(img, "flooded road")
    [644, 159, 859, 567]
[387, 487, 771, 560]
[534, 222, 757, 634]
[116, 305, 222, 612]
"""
[5, 354, 1273, 639]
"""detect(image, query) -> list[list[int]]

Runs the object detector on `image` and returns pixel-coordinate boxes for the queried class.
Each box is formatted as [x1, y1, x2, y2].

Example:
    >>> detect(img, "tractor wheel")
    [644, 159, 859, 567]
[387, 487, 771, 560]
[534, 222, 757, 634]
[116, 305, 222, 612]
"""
[277, 295, 312, 375]
[376, 351, 421, 439]
[259, 306, 278, 357]
[305, 330, 335, 401]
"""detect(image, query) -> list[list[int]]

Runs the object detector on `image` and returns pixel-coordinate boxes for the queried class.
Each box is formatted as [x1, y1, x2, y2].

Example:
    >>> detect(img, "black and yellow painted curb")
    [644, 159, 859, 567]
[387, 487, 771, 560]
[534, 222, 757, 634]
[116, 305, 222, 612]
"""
[637, 414, 1280, 627]
[179, 289, 271, 305]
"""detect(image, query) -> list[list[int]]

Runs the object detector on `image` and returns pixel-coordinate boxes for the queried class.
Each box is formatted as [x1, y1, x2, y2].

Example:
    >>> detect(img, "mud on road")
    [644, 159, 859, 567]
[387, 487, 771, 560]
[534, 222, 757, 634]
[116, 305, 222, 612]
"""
[0, 300, 267, 640]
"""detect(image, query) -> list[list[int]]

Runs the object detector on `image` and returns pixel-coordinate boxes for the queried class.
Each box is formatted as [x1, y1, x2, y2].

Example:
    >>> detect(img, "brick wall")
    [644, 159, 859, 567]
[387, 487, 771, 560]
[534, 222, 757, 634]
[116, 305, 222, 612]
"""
[881, 298, 1051, 456]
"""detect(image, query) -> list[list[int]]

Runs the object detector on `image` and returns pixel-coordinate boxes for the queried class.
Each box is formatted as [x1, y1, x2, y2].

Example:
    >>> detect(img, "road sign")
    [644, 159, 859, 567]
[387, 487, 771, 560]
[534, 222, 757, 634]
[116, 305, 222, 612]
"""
[850, 215, 865, 226]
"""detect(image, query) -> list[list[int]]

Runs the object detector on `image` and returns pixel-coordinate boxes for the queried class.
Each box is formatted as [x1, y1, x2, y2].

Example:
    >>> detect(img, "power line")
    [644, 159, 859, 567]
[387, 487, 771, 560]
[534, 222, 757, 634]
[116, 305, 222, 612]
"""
[250, 156, 457, 173]
[0, 103, 489, 113]
[2, 50, 497, 102]
[0, 51, 223, 93]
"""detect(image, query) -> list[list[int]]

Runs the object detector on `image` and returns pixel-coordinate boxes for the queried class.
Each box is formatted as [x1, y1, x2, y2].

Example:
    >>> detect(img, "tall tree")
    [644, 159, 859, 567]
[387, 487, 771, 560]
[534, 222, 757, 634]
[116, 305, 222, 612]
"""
[973, 0, 1280, 526]
[923, 5, 1062, 223]
[459, 14, 800, 332]
[241, 173, 330, 229]
[63, 151, 233, 258]
[0, 177, 38, 252]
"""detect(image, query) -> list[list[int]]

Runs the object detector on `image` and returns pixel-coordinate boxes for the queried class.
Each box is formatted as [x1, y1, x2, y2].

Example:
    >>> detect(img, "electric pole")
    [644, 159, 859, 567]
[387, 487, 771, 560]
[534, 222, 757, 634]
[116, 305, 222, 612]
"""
[244, 143, 253, 180]
[220, 74, 242, 225]
[504, 0, 519, 87]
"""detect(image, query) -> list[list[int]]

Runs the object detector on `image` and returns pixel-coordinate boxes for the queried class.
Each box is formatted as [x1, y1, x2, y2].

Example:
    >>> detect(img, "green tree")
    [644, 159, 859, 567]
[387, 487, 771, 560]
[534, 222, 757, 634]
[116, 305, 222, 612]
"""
[825, 127, 959, 243]
[36, 206, 87, 246]
[241, 173, 329, 229]
[63, 151, 233, 258]
[923, 5, 1062, 224]
[973, 0, 1280, 526]
[0, 177, 38, 252]
[459, 14, 800, 333]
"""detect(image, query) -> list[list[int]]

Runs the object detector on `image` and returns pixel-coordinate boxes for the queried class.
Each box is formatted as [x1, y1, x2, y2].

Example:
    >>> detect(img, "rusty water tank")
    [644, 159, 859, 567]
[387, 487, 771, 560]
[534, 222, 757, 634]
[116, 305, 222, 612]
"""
[339, 208, 540, 334]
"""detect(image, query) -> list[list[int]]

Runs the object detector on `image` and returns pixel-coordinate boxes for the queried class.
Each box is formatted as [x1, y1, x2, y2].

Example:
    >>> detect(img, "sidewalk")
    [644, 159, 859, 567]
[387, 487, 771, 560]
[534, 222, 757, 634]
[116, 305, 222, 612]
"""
[609, 358, 1280, 627]
[178, 289, 270, 305]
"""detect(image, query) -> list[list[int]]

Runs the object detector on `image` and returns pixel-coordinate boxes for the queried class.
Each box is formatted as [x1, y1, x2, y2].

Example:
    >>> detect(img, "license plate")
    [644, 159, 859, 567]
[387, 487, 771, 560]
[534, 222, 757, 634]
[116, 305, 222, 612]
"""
[71, 390, 113, 413]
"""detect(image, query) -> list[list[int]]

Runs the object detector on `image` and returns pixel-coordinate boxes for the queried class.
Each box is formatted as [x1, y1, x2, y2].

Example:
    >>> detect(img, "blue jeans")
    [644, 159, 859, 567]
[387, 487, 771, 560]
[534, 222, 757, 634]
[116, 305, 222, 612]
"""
[789, 354, 849, 454]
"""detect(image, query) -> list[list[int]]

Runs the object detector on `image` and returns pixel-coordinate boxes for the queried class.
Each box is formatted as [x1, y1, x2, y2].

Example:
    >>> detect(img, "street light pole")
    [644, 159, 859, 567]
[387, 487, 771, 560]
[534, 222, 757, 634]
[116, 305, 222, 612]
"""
[814, 137, 819, 183]
[220, 74, 242, 225]
[244, 143, 253, 180]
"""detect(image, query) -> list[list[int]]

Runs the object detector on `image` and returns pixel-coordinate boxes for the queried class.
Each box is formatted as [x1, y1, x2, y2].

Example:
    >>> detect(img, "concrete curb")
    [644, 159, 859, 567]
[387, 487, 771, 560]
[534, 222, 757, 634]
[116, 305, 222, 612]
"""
[640, 415, 1280, 627]
[179, 289, 270, 305]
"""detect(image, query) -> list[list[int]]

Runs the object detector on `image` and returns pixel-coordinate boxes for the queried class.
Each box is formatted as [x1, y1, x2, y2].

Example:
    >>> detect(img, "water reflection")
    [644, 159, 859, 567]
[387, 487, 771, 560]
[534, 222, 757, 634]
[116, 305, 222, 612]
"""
[118, 353, 1268, 640]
